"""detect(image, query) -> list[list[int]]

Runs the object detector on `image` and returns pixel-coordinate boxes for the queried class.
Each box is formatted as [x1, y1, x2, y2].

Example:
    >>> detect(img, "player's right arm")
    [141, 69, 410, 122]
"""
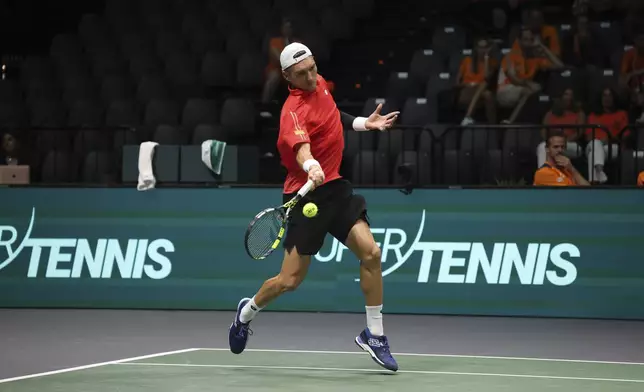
[281, 109, 325, 188]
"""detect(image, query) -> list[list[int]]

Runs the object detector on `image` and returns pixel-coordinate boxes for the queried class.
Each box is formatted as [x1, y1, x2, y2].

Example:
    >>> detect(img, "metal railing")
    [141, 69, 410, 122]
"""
[4, 122, 643, 188]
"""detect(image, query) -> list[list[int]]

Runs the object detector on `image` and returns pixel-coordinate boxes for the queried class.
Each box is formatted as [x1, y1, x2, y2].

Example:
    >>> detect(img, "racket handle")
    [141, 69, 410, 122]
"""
[298, 179, 315, 197]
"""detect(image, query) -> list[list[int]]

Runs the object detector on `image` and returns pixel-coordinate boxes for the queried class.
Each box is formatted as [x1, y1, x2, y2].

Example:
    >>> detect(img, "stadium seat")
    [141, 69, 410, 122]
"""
[410, 49, 445, 86]
[236, 51, 265, 88]
[319, 7, 354, 40]
[100, 75, 134, 104]
[62, 77, 98, 106]
[153, 124, 186, 144]
[460, 128, 501, 154]
[385, 72, 422, 108]
[220, 98, 256, 139]
[401, 97, 434, 127]
[351, 150, 390, 185]
[362, 98, 400, 118]
[342, 0, 375, 19]
[120, 33, 155, 60]
[344, 129, 376, 163]
[201, 52, 235, 87]
[155, 32, 188, 58]
[443, 149, 475, 185]
[226, 31, 257, 59]
[105, 100, 141, 127]
[620, 152, 644, 185]
[25, 79, 60, 104]
[0, 81, 21, 105]
[431, 24, 467, 56]
[82, 151, 117, 183]
[137, 74, 171, 103]
[377, 128, 419, 160]
[73, 130, 111, 153]
[587, 68, 618, 106]
[144, 100, 180, 126]
[546, 68, 586, 98]
[67, 100, 103, 127]
[29, 100, 67, 127]
[41, 151, 79, 183]
[392, 150, 432, 186]
[192, 124, 226, 144]
[129, 53, 163, 81]
[181, 99, 218, 130]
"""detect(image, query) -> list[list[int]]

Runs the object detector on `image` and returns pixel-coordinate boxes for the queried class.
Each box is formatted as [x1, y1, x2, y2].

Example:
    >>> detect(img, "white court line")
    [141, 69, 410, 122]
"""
[115, 362, 644, 384]
[197, 348, 644, 366]
[0, 348, 200, 384]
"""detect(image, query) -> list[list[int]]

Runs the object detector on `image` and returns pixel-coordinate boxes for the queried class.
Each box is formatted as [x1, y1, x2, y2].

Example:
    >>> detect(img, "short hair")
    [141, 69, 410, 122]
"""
[545, 131, 565, 147]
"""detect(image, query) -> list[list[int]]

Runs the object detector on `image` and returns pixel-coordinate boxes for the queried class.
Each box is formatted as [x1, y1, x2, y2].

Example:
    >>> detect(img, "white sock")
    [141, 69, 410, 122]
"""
[239, 296, 262, 323]
[366, 305, 384, 336]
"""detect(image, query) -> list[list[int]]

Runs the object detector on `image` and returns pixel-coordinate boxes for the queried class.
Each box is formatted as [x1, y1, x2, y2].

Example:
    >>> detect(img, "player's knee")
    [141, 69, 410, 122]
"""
[278, 274, 303, 292]
[361, 245, 382, 269]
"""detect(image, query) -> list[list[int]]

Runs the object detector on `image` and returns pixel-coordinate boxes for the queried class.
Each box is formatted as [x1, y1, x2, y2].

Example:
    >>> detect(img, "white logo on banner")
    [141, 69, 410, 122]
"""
[315, 210, 579, 286]
[0, 208, 174, 279]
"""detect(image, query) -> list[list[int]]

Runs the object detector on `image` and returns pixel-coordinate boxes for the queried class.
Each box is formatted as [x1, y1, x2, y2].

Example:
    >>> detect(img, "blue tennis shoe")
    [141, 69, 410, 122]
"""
[228, 297, 253, 354]
[355, 328, 399, 371]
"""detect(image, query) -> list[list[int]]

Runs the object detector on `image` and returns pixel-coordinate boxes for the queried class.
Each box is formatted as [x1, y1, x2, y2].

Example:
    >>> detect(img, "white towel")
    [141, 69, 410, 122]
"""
[137, 141, 159, 191]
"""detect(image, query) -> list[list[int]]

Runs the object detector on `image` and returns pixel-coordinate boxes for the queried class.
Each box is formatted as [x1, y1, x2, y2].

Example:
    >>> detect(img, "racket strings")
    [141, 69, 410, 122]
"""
[246, 209, 286, 258]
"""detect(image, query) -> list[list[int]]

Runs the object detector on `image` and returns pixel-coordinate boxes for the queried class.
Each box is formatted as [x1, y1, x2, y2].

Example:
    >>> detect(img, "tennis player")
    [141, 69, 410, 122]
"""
[229, 43, 400, 371]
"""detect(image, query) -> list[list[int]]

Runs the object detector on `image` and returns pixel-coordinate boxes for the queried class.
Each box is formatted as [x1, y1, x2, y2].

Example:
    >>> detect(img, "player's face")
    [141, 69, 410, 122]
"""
[284, 57, 317, 92]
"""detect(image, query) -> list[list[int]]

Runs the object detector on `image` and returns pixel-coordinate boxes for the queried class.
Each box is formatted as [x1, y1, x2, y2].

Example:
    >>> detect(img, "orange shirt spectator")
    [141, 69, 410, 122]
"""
[620, 48, 644, 87]
[545, 110, 583, 138]
[638, 171, 644, 186]
[498, 49, 549, 87]
[534, 163, 578, 186]
[585, 110, 628, 141]
[512, 25, 561, 58]
[459, 56, 498, 85]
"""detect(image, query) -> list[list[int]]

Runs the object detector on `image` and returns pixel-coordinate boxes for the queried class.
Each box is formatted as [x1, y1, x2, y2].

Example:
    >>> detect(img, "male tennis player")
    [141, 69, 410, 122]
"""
[229, 43, 400, 371]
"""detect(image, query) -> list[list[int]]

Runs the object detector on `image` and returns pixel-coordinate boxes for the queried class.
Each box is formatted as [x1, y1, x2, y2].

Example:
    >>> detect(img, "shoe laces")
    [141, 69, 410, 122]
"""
[236, 322, 253, 338]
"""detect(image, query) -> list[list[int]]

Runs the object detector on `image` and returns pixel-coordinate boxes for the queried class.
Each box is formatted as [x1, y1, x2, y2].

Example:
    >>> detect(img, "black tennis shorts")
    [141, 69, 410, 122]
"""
[282, 178, 369, 256]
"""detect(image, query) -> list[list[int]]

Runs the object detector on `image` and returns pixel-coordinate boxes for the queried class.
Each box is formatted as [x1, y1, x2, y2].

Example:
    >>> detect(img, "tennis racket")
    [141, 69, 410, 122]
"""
[244, 179, 315, 260]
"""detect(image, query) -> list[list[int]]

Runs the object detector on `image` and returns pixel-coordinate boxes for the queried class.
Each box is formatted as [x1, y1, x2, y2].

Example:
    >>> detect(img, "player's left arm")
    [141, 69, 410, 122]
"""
[339, 104, 400, 132]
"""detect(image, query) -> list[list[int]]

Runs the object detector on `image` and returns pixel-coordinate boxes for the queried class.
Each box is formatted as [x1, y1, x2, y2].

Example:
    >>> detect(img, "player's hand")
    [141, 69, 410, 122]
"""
[308, 165, 325, 189]
[365, 103, 400, 131]
[554, 155, 571, 169]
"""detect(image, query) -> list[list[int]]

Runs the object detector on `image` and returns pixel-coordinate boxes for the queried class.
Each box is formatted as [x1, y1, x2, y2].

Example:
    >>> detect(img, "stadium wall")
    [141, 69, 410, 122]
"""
[0, 187, 643, 320]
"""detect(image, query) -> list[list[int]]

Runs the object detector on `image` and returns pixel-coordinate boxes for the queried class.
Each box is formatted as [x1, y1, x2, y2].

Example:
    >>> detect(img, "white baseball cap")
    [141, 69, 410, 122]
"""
[280, 42, 313, 71]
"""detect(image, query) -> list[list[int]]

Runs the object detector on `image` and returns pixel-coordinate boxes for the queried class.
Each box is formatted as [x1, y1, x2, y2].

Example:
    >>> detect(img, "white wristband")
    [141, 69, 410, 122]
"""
[302, 159, 320, 173]
[352, 116, 368, 131]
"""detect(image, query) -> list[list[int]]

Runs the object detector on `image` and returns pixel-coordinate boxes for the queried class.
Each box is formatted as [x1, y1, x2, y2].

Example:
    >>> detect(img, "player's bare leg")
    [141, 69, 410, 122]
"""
[253, 247, 311, 308]
[228, 247, 310, 354]
[345, 220, 383, 307]
[345, 219, 398, 371]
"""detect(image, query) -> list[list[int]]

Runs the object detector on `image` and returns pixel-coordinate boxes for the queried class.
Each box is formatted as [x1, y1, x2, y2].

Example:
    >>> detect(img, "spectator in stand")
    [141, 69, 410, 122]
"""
[262, 18, 298, 105]
[513, 8, 561, 58]
[458, 37, 498, 125]
[564, 14, 604, 69]
[619, 31, 644, 123]
[497, 27, 563, 124]
[534, 132, 590, 186]
[536, 88, 586, 167]
[638, 171, 644, 186]
[585, 88, 629, 183]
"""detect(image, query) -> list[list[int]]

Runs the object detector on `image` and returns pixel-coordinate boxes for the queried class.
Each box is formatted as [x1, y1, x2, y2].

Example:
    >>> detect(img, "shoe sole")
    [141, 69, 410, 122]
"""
[229, 297, 252, 354]
[354, 336, 397, 372]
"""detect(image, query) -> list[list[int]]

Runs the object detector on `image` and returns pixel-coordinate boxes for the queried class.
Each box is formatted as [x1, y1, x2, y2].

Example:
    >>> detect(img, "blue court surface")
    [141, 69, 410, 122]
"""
[1, 310, 643, 392]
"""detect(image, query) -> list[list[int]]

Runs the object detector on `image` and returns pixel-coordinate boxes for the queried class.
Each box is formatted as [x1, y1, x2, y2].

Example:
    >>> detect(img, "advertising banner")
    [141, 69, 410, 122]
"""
[0, 187, 643, 320]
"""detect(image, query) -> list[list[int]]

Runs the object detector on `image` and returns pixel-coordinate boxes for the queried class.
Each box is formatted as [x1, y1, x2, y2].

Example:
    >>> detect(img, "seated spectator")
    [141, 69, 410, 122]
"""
[638, 170, 644, 186]
[497, 27, 563, 124]
[619, 31, 644, 122]
[585, 88, 629, 183]
[537, 88, 586, 166]
[534, 132, 590, 186]
[512, 7, 561, 59]
[564, 14, 604, 69]
[458, 37, 498, 125]
[261, 18, 298, 105]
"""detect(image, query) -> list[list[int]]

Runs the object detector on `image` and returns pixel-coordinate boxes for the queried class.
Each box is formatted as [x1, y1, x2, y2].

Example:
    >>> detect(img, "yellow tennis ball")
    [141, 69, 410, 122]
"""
[302, 202, 318, 218]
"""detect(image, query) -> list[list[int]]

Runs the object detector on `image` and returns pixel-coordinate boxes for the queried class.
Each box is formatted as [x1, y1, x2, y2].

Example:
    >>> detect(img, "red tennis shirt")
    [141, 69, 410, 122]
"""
[277, 74, 344, 194]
